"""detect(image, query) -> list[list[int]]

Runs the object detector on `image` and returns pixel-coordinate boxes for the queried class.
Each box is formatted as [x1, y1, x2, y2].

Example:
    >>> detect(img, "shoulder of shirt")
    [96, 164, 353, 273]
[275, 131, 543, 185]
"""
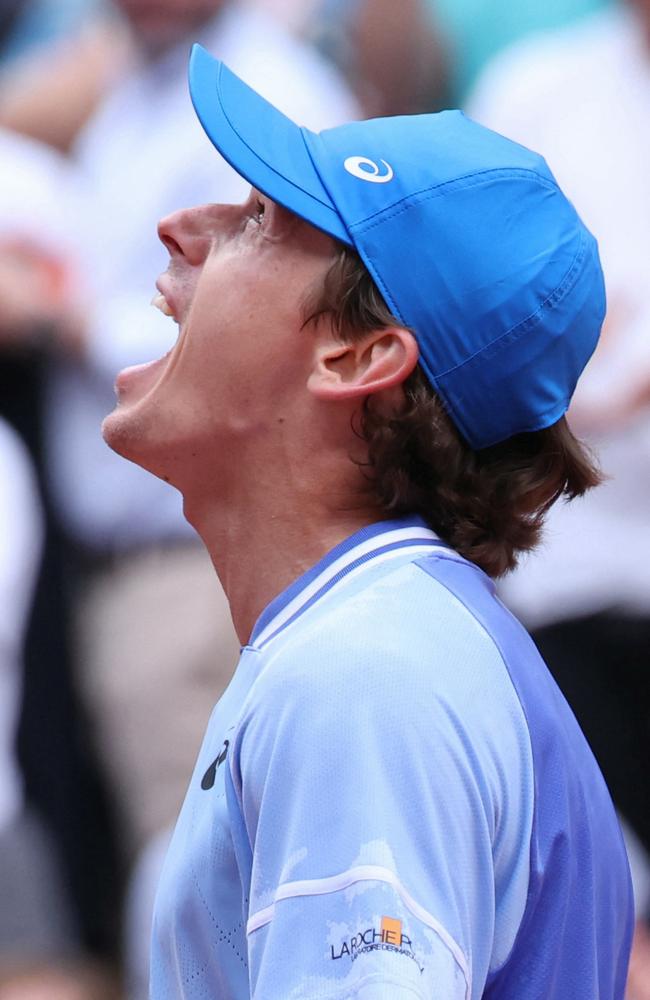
[245, 552, 535, 722]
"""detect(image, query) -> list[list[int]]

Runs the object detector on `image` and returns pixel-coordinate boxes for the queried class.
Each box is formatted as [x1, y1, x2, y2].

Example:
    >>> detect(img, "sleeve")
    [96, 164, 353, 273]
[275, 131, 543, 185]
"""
[225, 624, 533, 1000]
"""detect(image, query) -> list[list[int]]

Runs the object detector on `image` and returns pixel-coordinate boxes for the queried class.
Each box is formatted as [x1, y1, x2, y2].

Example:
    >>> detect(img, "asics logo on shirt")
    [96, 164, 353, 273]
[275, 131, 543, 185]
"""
[201, 739, 229, 790]
[343, 156, 394, 183]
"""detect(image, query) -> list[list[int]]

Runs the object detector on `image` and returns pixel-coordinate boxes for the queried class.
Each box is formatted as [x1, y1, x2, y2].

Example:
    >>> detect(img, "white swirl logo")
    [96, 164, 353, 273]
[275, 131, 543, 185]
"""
[343, 156, 394, 184]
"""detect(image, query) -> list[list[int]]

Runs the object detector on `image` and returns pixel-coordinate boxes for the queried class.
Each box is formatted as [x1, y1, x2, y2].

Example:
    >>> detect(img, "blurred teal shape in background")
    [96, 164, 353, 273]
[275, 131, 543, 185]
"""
[427, 0, 611, 100]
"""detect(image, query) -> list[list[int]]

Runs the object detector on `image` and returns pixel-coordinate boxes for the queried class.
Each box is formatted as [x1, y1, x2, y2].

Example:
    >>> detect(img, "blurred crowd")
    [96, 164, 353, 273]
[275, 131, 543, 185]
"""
[0, 0, 649, 996]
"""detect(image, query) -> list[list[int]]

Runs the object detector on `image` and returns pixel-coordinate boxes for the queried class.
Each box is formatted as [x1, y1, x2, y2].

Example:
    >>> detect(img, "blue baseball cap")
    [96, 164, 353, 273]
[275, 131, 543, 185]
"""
[188, 44, 605, 449]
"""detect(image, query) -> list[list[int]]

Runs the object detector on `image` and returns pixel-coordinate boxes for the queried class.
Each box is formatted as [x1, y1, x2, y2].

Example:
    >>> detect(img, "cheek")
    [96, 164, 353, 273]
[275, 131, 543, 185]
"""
[184, 261, 310, 392]
[158, 240, 332, 437]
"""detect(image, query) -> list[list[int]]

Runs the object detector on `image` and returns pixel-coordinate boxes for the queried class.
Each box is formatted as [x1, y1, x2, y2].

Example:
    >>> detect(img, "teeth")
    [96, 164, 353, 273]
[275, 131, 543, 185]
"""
[151, 291, 175, 319]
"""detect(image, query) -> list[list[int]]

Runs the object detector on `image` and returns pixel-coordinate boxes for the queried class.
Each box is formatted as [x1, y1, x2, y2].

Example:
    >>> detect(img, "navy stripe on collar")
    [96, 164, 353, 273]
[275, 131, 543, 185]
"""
[248, 516, 450, 650]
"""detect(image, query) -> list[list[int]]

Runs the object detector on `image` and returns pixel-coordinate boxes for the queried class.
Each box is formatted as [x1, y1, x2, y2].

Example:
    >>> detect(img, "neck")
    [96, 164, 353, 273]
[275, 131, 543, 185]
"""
[182, 469, 383, 646]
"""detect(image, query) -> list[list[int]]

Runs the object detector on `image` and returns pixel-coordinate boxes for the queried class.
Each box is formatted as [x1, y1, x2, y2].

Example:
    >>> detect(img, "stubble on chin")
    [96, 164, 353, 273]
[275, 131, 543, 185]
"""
[101, 404, 182, 489]
[102, 404, 150, 466]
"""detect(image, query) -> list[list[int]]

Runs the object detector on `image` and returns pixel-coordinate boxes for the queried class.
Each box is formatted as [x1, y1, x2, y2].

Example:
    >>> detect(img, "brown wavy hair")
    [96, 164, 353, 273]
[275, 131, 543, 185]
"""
[305, 246, 602, 578]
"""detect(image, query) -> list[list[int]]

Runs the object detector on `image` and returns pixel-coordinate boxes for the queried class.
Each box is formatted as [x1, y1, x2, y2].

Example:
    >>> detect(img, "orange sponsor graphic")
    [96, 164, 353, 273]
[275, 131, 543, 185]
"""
[380, 916, 402, 945]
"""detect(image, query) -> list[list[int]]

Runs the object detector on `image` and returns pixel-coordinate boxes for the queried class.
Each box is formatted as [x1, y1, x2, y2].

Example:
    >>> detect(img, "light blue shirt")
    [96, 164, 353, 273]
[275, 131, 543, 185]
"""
[151, 516, 632, 998]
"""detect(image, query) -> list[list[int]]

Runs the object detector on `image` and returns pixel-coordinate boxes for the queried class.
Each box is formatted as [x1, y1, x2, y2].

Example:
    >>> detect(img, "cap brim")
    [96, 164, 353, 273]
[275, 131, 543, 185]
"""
[188, 45, 351, 245]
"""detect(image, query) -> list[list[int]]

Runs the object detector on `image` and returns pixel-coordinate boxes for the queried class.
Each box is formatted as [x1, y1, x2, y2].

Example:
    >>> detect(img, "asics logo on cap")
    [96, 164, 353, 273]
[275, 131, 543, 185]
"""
[343, 156, 394, 183]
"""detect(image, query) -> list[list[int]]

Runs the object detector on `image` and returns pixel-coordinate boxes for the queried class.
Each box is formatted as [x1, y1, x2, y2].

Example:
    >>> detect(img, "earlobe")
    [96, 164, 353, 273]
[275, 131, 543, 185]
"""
[308, 327, 419, 401]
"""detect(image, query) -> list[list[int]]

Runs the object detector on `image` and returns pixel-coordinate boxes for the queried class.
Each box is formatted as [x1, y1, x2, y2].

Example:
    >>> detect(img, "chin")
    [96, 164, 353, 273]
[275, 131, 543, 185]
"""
[102, 403, 188, 491]
[102, 404, 137, 456]
[103, 403, 159, 472]
[102, 346, 180, 476]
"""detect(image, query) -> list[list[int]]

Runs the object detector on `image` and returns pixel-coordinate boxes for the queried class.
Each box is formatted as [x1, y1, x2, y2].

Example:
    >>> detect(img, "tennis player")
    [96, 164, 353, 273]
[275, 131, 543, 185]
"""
[103, 47, 634, 999]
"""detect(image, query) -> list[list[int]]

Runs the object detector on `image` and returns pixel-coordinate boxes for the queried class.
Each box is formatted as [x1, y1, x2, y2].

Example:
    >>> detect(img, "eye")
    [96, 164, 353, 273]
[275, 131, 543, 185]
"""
[252, 198, 266, 225]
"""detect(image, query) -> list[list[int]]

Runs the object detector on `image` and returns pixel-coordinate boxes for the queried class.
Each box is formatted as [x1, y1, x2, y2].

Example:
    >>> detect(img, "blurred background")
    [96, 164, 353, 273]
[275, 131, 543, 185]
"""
[1, 0, 649, 996]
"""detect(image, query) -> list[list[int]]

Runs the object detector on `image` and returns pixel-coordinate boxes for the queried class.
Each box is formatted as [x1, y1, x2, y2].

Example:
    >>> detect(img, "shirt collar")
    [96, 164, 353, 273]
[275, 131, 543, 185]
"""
[248, 515, 450, 650]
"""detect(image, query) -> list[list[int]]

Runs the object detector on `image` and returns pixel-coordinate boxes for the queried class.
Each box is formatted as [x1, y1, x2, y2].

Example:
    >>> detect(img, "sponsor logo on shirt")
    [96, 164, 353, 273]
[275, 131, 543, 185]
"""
[330, 916, 424, 974]
[201, 739, 229, 790]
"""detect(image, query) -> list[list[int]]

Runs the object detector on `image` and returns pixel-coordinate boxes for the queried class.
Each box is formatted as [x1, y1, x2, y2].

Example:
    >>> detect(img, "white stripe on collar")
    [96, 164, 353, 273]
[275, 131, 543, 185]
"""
[253, 525, 446, 649]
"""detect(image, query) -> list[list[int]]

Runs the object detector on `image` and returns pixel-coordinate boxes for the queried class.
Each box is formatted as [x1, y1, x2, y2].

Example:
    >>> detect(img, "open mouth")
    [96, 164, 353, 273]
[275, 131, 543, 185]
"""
[151, 290, 176, 318]
[114, 288, 181, 397]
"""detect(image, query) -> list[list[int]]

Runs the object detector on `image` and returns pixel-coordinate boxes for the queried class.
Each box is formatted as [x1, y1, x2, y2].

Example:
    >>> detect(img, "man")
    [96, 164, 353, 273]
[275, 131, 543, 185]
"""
[103, 48, 633, 998]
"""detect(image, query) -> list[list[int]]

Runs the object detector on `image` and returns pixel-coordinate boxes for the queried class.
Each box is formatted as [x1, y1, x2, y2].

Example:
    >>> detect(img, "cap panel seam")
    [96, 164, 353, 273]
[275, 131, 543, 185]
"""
[350, 167, 559, 234]
[359, 210, 591, 380]
[434, 225, 591, 378]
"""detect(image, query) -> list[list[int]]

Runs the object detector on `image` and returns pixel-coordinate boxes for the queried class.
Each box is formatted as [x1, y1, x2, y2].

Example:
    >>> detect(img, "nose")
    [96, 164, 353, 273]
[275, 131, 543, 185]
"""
[157, 206, 212, 266]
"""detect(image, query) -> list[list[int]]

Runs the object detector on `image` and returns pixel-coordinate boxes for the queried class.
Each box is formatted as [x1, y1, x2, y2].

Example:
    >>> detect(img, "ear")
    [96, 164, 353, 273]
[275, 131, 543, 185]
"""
[307, 326, 419, 402]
